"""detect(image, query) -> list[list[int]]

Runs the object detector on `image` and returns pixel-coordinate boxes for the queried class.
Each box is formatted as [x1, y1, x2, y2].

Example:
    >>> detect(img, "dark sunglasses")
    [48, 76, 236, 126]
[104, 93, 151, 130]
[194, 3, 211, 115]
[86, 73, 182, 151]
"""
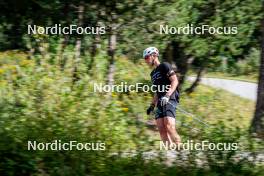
[144, 55, 151, 60]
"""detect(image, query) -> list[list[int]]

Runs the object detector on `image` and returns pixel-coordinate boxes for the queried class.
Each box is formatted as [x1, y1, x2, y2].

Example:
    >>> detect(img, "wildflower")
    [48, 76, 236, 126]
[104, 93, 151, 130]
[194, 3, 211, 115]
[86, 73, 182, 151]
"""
[122, 107, 129, 112]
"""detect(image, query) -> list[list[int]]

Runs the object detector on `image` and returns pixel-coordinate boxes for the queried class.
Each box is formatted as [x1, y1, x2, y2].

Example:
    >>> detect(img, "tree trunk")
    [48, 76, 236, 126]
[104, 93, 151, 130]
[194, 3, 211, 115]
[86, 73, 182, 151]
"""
[87, 25, 100, 74]
[38, 39, 49, 64]
[72, 1, 84, 84]
[106, 23, 117, 88]
[163, 41, 193, 90]
[178, 56, 194, 88]
[185, 64, 205, 94]
[251, 12, 264, 138]
[58, 35, 69, 70]
[58, 2, 70, 70]
[28, 47, 35, 60]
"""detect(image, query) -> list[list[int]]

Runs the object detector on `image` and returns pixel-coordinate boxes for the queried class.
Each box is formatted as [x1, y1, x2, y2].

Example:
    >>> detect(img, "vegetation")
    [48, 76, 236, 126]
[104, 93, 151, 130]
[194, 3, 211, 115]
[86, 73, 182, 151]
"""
[0, 51, 263, 175]
[0, 0, 263, 175]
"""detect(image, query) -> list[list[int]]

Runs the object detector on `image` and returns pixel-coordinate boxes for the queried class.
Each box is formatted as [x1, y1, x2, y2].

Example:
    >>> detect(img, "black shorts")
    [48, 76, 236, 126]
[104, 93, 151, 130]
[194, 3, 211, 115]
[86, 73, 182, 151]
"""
[155, 99, 177, 119]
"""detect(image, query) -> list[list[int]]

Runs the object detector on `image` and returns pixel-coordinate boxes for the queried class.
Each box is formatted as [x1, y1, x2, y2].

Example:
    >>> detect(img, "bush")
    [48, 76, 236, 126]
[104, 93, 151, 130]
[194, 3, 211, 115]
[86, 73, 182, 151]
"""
[230, 48, 260, 75]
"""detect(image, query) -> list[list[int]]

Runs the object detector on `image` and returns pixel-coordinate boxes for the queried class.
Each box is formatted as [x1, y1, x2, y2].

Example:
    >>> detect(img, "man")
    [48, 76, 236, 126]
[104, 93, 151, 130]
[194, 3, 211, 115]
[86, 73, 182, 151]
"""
[143, 47, 181, 146]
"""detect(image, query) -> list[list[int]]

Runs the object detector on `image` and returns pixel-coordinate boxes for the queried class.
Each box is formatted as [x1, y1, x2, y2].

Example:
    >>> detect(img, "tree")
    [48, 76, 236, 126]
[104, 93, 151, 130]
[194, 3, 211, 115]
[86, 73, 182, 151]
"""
[251, 3, 264, 138]
[161, 0, 262, 91]
[72, 1, 85, 84]
[95, 0, 145, 88]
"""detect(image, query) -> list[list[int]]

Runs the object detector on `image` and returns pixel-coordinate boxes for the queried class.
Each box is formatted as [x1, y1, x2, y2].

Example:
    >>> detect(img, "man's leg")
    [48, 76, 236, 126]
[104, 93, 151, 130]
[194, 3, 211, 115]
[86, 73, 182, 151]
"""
[156, 118, 170, 144]
[164, 116, 181, 145]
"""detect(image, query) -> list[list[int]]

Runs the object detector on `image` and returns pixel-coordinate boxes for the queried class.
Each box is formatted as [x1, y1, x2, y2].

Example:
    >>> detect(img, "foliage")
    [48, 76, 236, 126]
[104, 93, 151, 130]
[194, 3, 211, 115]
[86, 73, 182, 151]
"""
[0, 0, 263, 175]
[0, 51, 263, 175]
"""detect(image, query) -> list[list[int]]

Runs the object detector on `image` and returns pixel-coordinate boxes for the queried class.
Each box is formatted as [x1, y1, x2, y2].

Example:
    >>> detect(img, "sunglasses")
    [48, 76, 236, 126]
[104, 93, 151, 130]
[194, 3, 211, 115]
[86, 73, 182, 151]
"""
[144, 55, 151, 60]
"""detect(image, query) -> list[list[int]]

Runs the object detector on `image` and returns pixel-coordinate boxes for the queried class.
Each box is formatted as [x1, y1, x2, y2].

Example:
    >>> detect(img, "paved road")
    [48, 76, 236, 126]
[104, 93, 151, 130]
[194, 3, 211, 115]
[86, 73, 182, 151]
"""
[187, 77, 257, 101]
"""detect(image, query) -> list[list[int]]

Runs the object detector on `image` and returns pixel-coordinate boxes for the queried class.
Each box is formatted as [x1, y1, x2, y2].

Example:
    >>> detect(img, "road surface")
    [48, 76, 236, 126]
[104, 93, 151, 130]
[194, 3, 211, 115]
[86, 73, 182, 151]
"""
[187, 77, 257, 101]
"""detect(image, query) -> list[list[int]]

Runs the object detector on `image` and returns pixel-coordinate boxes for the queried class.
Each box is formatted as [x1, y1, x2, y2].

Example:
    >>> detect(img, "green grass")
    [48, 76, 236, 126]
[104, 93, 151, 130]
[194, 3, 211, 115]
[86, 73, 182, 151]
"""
[179, 83, 255, 129]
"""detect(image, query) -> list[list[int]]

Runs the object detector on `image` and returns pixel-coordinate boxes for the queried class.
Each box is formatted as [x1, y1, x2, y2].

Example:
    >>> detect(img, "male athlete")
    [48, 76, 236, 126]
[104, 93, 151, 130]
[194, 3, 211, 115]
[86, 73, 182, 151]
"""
[143, 47, 181, 145]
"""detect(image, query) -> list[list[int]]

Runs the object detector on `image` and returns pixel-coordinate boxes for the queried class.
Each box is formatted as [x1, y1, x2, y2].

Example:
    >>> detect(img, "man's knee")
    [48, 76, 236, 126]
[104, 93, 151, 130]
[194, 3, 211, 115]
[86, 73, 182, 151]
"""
[166, 124, 175, 133]
[164, 117, 175, 130]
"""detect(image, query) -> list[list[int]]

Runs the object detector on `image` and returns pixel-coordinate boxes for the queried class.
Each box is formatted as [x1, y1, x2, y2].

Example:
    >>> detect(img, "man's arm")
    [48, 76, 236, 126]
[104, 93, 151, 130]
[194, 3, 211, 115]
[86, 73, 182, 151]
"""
[151, 93, 158, 106]
[147, 93, 158, 115]
[166, 74, 179, 97]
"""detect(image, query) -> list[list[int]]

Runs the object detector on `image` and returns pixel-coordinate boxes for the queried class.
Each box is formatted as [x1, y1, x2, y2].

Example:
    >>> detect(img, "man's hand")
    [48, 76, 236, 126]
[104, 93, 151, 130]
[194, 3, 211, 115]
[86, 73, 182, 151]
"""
[160, 96, 169, 106]
[146, 104, 155, 115]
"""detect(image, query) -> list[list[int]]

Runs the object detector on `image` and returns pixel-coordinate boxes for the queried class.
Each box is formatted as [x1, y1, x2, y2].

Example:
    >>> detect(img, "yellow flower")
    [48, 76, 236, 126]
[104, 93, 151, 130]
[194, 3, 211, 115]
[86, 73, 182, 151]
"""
[122, 107, 129, 112]
[112, 92, 117, 97]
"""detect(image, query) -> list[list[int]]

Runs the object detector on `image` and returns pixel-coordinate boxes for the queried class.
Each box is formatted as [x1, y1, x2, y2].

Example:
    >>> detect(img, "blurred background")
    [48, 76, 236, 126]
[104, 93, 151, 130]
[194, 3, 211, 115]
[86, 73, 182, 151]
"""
[0, 0, 263, 175]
